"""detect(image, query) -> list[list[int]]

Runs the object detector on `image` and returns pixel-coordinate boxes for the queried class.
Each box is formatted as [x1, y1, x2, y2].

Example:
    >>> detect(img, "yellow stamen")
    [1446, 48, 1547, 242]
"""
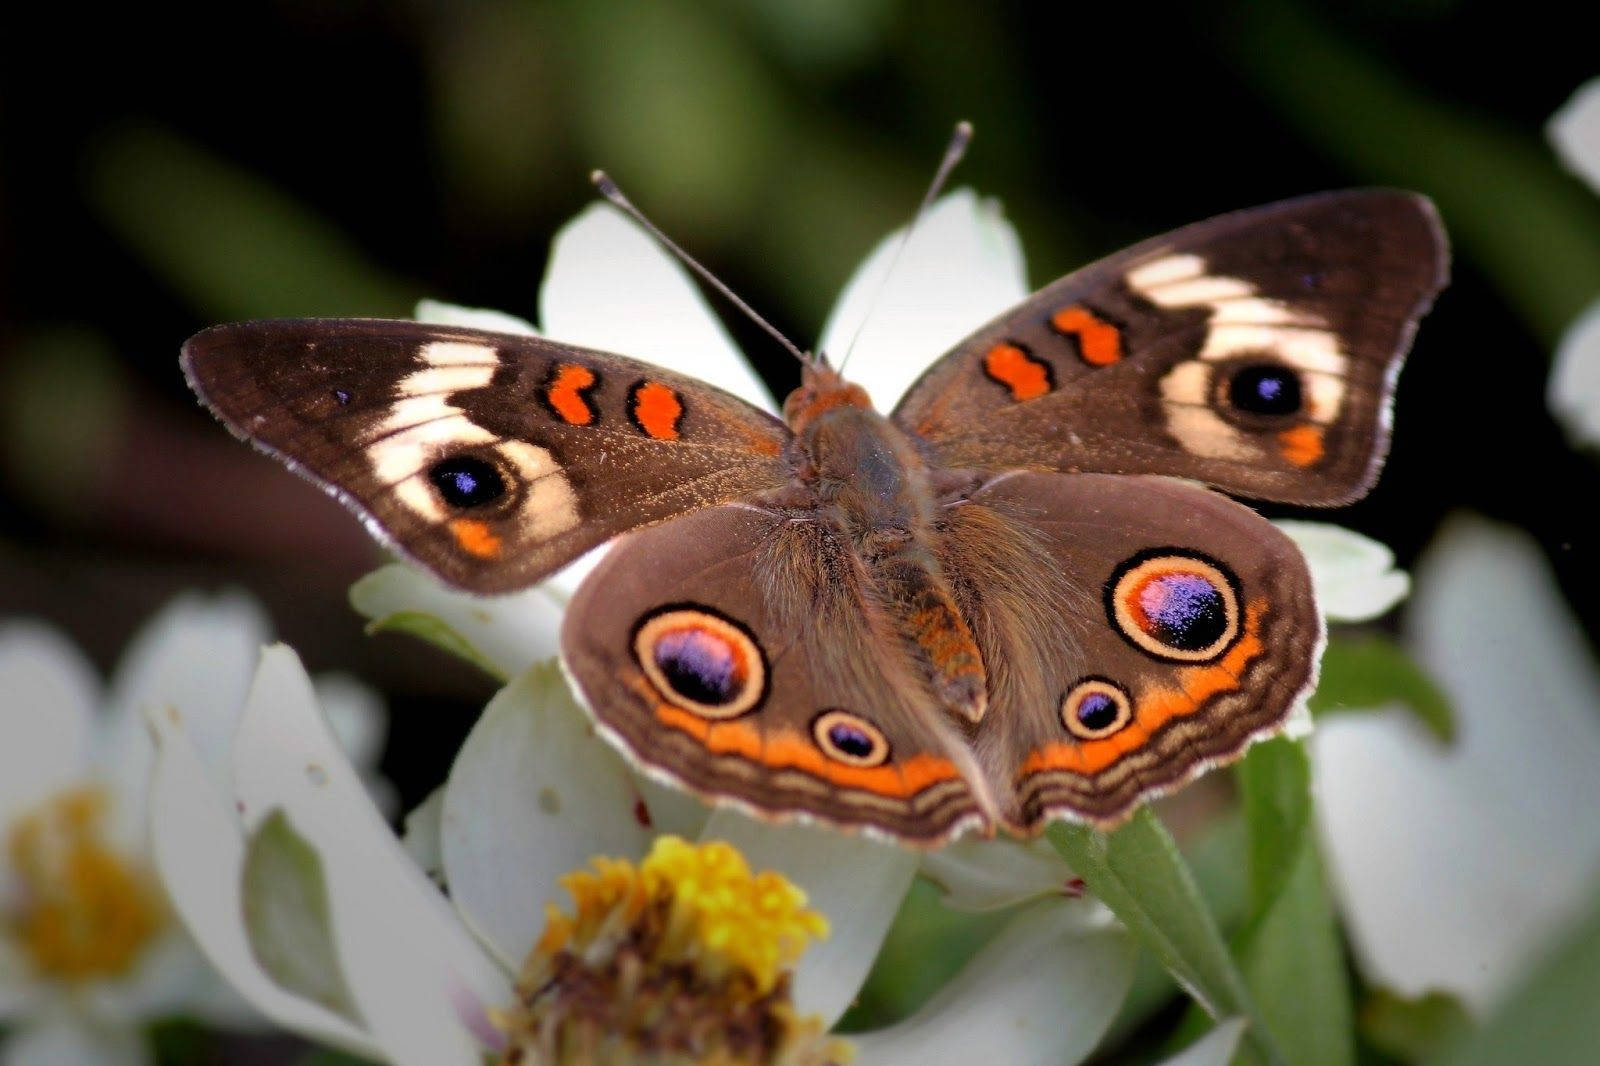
[4, 786, 166, 981]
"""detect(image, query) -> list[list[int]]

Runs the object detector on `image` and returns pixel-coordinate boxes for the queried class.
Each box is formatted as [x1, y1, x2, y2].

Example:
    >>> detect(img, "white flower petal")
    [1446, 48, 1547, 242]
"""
[231, 645, 509, 1066]
[314, 672, 388, 772]
[349, 563, 564, 682]
[0, 939, 41, 1018]
[633, 774, 711, 840]
[414, 298, 537, 336]
[1282, 697, 1316, 741]
[919, 836, 1077, 912]
[1549, 297, 1600, 449]
[817, 189, 1028, 411]
[78, 932, 212, 1022]
[402, 786, 446, 884]
[539, 203, 773, 411]
[0, 1015, 149, 1066]
[1275, 520, 1409, 623]
[0, 622, 96, 831]
[441, 662, 654, 969]
[539, 543, 608, 606]
[145, 702, 379, 1055]
[851, 899, 1133, 1066]
[1549, 77, 1600, 194]
[1155, 1018, 1249, 1066]
[1314, 515, 1600, 1012]
[100, 591, 270, 839]
[697, 810, 917, 1026]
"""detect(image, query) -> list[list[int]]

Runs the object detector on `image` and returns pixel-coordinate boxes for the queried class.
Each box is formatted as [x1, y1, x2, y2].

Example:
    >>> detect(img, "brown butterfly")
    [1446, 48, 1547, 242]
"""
[182, 188, 1447, 845]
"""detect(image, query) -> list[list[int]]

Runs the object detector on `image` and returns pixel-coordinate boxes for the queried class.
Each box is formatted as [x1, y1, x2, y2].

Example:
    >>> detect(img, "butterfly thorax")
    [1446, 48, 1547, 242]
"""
[781, 367, 990, 724]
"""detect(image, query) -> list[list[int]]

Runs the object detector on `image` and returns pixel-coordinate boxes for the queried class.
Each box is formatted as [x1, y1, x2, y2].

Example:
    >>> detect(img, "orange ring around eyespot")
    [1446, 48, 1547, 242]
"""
[1060, 678, 1133, 741]
[1107, 552, 1241, 663]
[811, 710, 892, 768]
[632, 607, 767, 720]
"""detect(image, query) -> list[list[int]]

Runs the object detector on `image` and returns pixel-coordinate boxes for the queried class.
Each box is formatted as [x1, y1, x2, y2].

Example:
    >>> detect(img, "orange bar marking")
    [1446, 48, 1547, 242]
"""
[450, 518, 503, 559]
[1020, 600, 1269, 778]
[630, 381, 685, 440]
[1050, 306, 1123, 366]
[546, 364, 598, 425]
[1278, 425, 1325, 467]
[982, 343, 1053, 401]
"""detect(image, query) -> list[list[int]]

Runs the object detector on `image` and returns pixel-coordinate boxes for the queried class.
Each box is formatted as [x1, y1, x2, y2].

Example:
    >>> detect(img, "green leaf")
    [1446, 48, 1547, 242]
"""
[1311, 635, 1455, 742]
[361, 610, 508, 682]
[1049, 810, 1287, 1066]
[1362, 989, 1473, 1062]
[86, 126, 417, 319]
[1431, 891, 1600, 1066]
[242, 810, 363, 1026]
[1234, 739, 1312, 922]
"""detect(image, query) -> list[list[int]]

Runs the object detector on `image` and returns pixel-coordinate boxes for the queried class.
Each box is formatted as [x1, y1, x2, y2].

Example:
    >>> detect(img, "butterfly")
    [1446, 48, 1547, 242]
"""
[182, 188, 1447, 845]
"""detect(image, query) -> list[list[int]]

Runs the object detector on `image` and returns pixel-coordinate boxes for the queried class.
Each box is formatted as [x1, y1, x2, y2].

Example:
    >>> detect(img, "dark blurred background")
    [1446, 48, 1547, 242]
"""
[4, 0, 1598, 812]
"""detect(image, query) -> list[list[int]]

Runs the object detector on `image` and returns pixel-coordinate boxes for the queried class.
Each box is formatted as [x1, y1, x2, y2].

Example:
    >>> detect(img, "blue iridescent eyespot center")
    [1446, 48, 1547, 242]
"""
[812, 710, 889, 765]
[653, 629, 745, 706]
[1076, 691, 1120, 732]
[1134, 573, 1229, 652]
[1108, 552, 1241, 663]
[827, 721, 875, 758]
[428, 455, 506, 508]
[1228, 364, 1302, 416]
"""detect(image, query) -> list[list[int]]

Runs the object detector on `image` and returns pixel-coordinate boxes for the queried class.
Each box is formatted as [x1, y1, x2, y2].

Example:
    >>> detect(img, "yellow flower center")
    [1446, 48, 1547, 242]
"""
[502, 836, 851, 1066]
[4, 785, 166, 981]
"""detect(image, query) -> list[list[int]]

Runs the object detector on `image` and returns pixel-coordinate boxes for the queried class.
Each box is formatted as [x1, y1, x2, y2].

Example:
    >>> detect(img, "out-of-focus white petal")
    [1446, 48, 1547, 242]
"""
[1549, 298, 1600, 449]
[1155, 1019, 1249, 1066]
[539, 544, 607, 606]
[414, 298, 538, 336]
[0, 1014, 149, 1066]
[314, 673, 388, 772]
[851, 899, 1133, 1066]
[440, 662, 654, 969]
[402, 787, 446, 885]
[230, 646, 508, 1066]
[1275, 521, 1409, 623]
[0, 622, 95, 832]
[99, 591, 270, 839]
[1550, 77, 1600, 194]
[79, 932, 212, 1022]
[633, 775, 711, 840]
[539, 204, 773, 411]
[1282, 698, 1316, 740]
[145, 703, 379, 1055]
[697, 811, 917, 1026]
[0, 940, 41, 1018]
[349, 564, 564, 682]
[920, 836, 1077, 912]
[816, 189, 1028, 411]
[1314, 515, 1600, 1013]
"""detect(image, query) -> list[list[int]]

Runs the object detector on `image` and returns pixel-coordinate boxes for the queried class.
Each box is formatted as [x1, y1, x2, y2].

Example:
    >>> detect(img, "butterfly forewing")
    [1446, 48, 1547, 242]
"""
[182, 319, 791, 593]
[893, 189, 1448, 505]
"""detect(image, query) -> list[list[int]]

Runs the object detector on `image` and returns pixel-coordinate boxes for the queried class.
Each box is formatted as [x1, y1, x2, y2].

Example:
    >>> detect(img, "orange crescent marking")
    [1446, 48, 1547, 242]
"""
[546, 364, 598, 425]
[1278, 425, 1325, 467]
[649, 703, 961, 798]
[982, 344, 1053, 401]
[630, 381, 685, 440]
[1050, 306, 1123, 366]
[449, 518, 503, 559]
[1020, 599, 1269, 778]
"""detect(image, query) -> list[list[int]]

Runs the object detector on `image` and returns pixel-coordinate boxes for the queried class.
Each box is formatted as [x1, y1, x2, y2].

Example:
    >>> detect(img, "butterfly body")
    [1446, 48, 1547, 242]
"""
[183, 188, 1448, 845]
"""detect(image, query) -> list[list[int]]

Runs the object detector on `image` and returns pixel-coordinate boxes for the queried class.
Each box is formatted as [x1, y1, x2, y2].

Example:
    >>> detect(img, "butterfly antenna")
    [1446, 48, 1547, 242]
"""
[591, 170, 811, 367]
[835, 121, 973, 374]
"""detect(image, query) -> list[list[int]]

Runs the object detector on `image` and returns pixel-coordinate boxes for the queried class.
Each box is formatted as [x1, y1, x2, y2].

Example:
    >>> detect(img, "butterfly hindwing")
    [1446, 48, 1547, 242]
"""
[561, 504, 991, 844]
[182, 320, 791, 592]
[892, 189, 1448, 505]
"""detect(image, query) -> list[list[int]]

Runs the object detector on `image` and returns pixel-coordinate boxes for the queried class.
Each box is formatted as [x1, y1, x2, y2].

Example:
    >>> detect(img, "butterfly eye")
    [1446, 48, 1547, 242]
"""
[1060, 678, 1134, 740]
[1106, 550, 1241, 663]
[1226, 363, 1303, 417]
[812, 710, 891, 767]
[633, 606, 767, 720]
[427, 455, 507, 509]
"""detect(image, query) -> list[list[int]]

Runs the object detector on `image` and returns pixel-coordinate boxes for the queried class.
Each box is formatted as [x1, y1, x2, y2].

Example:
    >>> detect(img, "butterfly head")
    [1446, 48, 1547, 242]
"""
[782, 360, 874, 435]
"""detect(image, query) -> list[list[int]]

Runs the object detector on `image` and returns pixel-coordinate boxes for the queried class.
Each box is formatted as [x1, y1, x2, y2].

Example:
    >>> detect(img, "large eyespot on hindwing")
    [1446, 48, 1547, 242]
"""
[1060, 677, 1134, 741]
[1222, 361, 1303, 418]
[427, 454, 508, 509]
[811, 710, 891, 767]
[632, 605, 769, 720]
[1105, 549, 1242, 663]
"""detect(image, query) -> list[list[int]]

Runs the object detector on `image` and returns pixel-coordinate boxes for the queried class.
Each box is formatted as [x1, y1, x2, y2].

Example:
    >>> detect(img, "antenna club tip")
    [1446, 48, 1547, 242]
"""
[955, 120, 974, 138]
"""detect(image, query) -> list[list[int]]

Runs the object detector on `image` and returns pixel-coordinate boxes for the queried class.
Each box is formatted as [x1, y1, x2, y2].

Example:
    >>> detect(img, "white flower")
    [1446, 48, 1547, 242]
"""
[0, 592, 386, 1066]
[1313, 514, 1600, 1013]
[148, 646, 1137, 1065]
[1548, 78, 1600, 447]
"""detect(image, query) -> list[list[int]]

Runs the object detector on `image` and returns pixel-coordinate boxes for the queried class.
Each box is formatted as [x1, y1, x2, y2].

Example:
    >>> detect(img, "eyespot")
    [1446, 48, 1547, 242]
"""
[811, 710, 891, 767]
[428, 455, 507, 509]
[1226, 363, 1302, 417]
[1106, 550, 1241, 663]
[633, 606, 767, 720]
[1060, 678, 1133, 740]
